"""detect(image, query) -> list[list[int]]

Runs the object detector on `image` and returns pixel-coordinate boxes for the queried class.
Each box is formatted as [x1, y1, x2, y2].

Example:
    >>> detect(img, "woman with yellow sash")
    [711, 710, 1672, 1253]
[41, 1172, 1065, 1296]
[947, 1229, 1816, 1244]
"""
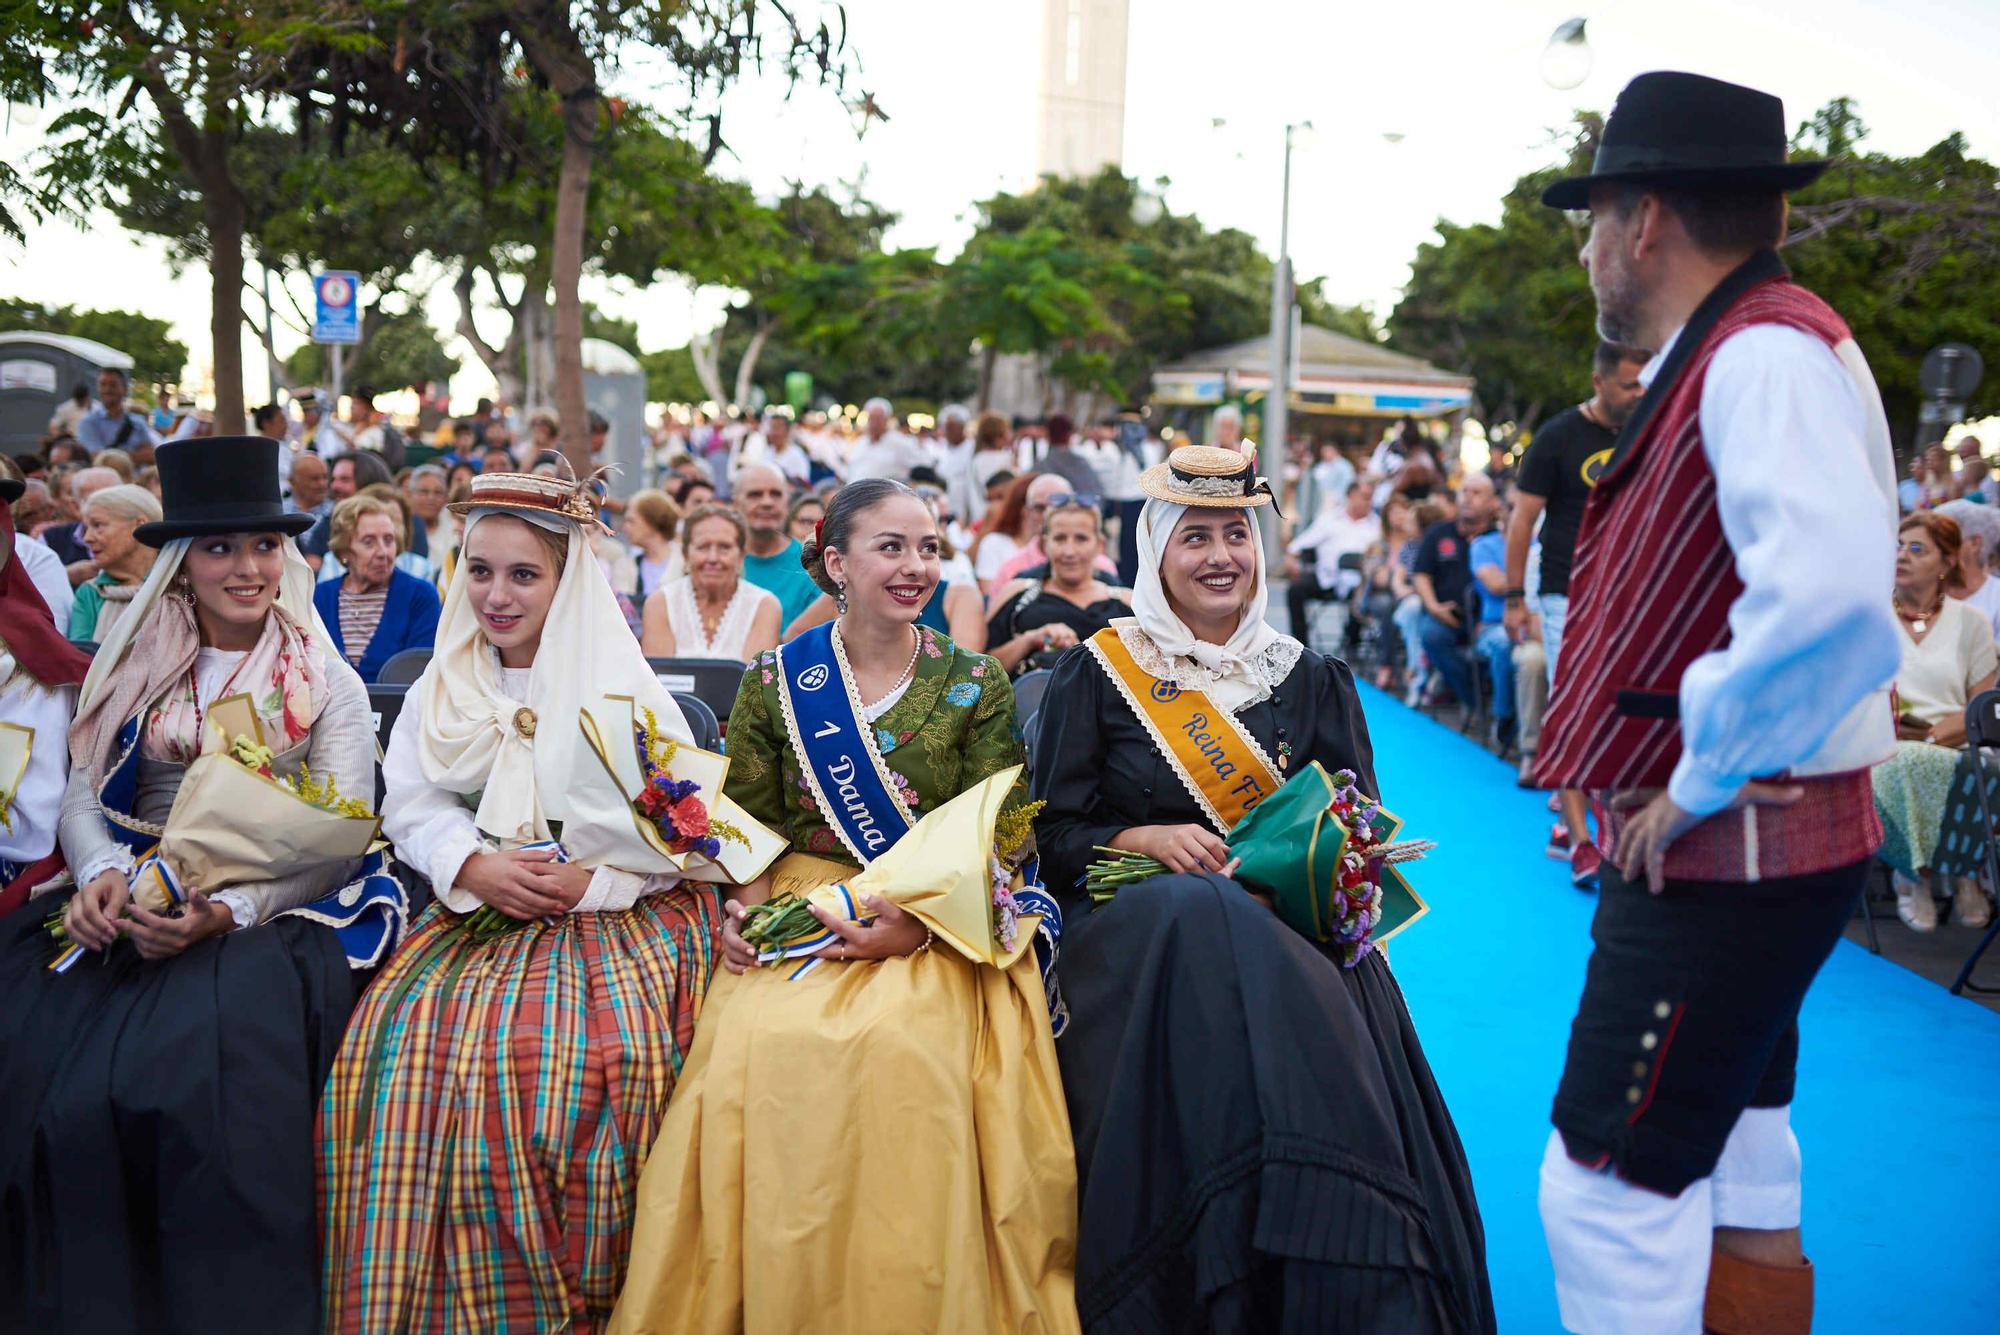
[1031, 446, 1494, 1333]
[611, 478, 1078, 1334]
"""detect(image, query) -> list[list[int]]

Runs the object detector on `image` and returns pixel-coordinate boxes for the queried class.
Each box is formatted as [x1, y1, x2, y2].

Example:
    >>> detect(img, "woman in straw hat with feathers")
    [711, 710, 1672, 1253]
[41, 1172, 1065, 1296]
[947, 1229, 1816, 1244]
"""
[317, 471, 734, 1332]
[1030, 445, 1494, 1333]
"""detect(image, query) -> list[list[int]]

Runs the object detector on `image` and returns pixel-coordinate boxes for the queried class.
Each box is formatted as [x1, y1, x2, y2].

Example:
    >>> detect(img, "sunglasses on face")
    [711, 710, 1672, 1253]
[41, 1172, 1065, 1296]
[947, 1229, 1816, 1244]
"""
[1030, 493, 1098, 512]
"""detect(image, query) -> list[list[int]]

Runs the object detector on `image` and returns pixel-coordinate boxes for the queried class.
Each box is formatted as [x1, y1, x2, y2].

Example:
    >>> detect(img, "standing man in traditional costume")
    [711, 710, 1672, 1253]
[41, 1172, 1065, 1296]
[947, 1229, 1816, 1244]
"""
[1530, 72, 1901, 1335]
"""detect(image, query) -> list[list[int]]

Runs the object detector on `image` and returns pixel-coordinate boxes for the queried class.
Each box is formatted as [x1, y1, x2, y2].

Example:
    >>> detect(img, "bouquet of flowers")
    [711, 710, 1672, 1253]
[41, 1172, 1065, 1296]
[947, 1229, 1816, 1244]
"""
[49, 698, 380, 971]
[566, 695, 784, 884]
[738, 766, 1044, 976]
[1085, 761, 1430, 966]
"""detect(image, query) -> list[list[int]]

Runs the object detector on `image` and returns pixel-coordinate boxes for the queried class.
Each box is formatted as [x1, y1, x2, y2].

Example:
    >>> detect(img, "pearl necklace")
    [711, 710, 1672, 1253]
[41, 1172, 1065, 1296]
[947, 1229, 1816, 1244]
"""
[844, 623, 922, 709]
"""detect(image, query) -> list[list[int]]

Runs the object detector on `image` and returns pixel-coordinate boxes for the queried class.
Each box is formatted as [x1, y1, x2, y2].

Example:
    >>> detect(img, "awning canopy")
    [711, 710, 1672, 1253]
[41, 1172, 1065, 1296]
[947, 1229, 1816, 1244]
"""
[1152, 325, 1474, 418]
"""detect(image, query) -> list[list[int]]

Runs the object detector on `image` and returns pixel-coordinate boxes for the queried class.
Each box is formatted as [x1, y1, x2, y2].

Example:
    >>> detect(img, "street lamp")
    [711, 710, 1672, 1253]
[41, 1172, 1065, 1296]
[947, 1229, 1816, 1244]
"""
[1540, 18, 1593, 91]
[1264, 119, 1312, 564]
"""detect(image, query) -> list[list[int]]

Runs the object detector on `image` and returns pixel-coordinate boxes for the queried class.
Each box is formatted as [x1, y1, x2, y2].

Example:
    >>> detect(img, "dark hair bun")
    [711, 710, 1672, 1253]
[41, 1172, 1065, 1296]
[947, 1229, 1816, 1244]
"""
[800, 537, 836, 597]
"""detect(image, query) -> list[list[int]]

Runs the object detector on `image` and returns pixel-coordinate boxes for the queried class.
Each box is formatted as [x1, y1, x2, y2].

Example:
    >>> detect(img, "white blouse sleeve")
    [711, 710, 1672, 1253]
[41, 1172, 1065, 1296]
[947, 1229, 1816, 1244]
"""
[1, 679, 76, 870]
[380, 697, 487, 914]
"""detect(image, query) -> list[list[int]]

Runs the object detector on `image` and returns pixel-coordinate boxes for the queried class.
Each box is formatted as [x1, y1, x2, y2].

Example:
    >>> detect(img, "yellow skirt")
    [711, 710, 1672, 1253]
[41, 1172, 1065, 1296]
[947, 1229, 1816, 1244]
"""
[609, 854, 1080, 1335]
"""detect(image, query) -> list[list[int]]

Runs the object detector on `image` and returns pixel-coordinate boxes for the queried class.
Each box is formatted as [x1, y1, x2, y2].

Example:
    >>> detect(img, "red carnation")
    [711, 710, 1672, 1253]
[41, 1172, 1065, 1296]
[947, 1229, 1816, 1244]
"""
[637, 784, 672, 817]
[669, 796, 710, 838]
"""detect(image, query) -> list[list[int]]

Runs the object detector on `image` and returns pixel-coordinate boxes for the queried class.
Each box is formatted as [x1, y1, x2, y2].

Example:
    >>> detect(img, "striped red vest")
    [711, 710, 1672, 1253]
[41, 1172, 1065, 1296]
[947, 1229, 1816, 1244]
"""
[1532, 254, 1880, 881]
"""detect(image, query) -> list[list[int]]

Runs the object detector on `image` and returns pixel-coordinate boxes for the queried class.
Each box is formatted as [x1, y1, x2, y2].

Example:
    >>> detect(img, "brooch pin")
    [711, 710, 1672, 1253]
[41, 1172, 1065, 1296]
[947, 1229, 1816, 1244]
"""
[1277, 738, 1293, 772]
[514, 707, 539, 739]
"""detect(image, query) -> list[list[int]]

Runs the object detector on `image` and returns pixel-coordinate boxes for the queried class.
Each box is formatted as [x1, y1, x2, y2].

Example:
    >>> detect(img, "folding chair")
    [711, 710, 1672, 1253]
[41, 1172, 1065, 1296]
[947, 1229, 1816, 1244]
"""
[648, 657, 749, 730]
[1950, 687, 2000, 996]
[1453, 583, 1491, 738]
[672, 692, 723, 752]
[366, 682, 409, 752]
[377, 647, 433, 685]
[1012, 668, 1055, 725]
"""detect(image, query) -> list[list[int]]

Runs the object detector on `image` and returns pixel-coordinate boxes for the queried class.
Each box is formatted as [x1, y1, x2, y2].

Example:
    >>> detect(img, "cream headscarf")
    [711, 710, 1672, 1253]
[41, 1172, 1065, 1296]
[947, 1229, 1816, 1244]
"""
[413, 506, 692, 846]
[1120, 498, 1300, 713]
[70, 537, 332, 780]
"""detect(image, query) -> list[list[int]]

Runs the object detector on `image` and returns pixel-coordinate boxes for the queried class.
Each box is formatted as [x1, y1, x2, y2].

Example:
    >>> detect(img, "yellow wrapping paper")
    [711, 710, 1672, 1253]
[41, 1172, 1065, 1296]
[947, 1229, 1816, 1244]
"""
[760, 765, 1039, 971]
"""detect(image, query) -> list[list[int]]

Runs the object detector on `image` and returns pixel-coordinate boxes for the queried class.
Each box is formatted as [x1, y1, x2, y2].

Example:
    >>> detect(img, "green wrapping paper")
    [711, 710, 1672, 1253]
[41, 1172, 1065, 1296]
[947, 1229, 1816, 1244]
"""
[1228, 762, 1427, 951]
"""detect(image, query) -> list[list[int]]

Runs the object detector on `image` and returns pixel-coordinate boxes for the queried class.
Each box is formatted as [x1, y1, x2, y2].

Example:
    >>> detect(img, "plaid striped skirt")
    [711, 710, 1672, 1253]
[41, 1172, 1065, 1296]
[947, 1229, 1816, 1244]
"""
[318, 887, 721, 1334]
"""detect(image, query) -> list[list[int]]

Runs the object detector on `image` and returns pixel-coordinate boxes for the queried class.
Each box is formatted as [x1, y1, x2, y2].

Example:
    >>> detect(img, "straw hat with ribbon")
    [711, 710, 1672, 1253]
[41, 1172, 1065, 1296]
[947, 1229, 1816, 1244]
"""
[1138, 445, 1276, 509]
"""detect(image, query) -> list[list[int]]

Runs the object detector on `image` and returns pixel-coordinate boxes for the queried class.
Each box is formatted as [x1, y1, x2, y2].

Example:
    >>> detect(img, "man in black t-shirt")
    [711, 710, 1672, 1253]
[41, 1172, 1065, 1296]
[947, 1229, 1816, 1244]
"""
[1503, 340, 1648, 883]
[1413, 473, 1501, 723]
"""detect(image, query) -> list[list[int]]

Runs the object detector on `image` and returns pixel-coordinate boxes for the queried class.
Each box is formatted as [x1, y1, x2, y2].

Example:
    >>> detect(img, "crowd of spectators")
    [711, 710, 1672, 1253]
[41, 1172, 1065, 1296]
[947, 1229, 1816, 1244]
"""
[20, 372, 1999, 933]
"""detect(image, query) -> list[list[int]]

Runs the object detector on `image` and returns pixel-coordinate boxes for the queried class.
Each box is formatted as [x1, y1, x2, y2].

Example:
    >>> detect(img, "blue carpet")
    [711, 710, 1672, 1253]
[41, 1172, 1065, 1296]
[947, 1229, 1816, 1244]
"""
[1364, 685, 2000, 1333]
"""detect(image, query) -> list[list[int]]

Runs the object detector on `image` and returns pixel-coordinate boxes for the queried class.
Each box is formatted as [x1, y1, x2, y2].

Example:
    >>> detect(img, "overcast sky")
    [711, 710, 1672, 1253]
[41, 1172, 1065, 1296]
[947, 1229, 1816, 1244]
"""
[2, 0, 1993, 409]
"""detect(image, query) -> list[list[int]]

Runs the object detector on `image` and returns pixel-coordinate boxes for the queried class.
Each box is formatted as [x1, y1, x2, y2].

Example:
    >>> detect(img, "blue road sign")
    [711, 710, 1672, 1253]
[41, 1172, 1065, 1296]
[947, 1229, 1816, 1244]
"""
[313, 271, 361, 344]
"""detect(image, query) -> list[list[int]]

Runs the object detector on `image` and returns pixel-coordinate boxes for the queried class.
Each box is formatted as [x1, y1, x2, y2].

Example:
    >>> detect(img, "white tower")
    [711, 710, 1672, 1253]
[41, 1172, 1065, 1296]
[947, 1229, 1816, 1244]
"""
[1035, 0, 1129, 178]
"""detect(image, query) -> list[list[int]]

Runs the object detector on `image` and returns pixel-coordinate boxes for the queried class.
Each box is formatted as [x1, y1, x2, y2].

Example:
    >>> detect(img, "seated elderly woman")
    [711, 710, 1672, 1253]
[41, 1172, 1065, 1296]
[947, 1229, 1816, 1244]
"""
[311, 492, 442, 683]
[67, 483, 162, 642]
[1873, 511, 1999, 932]
[639, 503, 780, 661]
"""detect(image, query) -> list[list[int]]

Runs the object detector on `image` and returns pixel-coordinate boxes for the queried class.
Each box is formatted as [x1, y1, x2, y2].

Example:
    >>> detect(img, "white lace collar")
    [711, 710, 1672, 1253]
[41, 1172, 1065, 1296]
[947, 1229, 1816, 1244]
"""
[1113, 620, 1302, 713]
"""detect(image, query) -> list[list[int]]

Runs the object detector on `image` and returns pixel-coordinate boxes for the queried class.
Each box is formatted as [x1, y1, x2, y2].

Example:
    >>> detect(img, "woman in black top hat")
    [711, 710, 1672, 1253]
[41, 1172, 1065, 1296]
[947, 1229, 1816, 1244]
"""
[0, 437, 406, 1333]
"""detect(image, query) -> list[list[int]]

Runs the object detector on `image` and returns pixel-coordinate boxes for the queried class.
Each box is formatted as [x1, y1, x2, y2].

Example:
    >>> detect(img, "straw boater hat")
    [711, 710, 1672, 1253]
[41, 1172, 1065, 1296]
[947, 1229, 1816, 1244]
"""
[1138, 445, 1275, 508]
[447, 471, 603, 525]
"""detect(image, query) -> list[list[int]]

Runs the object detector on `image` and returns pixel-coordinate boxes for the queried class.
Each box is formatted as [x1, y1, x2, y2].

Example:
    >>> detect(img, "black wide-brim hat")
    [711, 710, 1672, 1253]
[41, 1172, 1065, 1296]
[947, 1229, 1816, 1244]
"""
[134, 436, 315, 546]
[1541, 71, 1829, 210]
[0, 477, 22, 504]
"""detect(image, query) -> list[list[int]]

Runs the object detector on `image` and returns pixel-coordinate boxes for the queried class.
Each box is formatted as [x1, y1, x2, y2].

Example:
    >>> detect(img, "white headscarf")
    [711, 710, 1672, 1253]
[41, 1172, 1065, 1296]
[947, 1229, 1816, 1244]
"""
[70, 536, 333, 778]
[413, 506, 691, 846]
[1122, 498, 1299, 713]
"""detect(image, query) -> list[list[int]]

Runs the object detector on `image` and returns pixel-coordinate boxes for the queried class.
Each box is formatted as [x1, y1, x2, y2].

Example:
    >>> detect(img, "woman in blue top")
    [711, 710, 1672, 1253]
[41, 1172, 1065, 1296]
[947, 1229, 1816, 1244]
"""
[312, 493, 441, 683]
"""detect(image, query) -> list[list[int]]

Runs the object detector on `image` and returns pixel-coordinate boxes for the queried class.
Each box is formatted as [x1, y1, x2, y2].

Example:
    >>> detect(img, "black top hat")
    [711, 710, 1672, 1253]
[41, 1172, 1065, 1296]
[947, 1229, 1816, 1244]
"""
[1541, 71, 1828, 210]
[133, 436, 315, 547]
[0, 477, 22, 504]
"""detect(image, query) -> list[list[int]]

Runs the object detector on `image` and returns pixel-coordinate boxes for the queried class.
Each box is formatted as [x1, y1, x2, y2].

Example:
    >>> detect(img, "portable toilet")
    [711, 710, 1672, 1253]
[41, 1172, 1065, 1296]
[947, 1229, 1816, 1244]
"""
[0, 331, 135, 452]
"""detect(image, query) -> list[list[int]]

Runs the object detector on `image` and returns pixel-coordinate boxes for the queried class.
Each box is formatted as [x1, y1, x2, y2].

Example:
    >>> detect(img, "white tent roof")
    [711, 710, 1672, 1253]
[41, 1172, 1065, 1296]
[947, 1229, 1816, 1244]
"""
[0, 330, 135, 368]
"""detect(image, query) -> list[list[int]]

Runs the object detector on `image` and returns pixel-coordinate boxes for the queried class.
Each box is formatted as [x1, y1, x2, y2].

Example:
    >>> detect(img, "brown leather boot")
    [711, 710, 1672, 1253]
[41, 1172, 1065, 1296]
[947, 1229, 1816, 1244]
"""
[1703, 1247, 1813, 1334]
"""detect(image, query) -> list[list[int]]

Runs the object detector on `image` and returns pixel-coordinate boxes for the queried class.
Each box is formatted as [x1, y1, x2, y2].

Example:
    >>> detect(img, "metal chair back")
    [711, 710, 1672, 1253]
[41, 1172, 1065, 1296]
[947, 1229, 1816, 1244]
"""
[648, 657, 747, 729]
[1951, 688, 2000, 995]
[367, 683, 410, 752]
[1013, 667, 1055, 724]
[377, 647, 434, 686]
[673, 691, 723, 752]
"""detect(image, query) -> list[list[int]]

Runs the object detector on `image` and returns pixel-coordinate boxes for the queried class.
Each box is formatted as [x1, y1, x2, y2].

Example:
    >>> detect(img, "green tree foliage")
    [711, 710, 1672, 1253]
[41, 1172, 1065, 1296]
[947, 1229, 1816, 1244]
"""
[1387, 118, 1600, 436]
[0, 297, 189, 391]
[284, 306, 458, 393]
[1390, 103, 2000, 441]
[1784, 100, 2000, 434]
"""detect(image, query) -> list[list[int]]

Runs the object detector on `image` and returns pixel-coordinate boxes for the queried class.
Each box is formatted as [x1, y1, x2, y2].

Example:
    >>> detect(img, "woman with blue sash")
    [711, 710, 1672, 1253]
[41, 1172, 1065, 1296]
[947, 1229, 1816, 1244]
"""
[0, 437, 404, 1333]
[1031, 447, 1494, 1333]
[612, 478, 1078, 1334]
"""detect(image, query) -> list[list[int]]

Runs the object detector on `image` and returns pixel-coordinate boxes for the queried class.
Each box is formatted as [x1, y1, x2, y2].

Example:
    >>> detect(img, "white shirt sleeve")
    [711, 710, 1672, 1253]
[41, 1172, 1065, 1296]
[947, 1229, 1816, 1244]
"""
[0, 678, 75, 868]
[1287, 505, 1340, 556]
[380, 697, 487, 913]
[15, 536, 74, 632]
[1668, 324, 1903, 816]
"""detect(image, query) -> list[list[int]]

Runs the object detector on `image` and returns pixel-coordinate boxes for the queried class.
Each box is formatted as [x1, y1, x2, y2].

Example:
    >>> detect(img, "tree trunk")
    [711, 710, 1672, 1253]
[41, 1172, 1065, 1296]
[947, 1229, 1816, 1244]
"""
[732, 323, 773, 412]
[688, 327, 728, 408]
[202, 148, 248, 434]
[976, 343, 997, 411]
[510, 0, 603, 480]
[549, 111, 594, 477]
[454, 266, 528, 409]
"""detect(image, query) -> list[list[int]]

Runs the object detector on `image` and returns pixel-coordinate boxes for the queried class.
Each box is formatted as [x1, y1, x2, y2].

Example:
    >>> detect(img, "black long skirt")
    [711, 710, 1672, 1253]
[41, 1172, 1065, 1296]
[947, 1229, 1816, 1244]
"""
[0, 892, 357, 1334]
[1058, 873, 1494, 1334]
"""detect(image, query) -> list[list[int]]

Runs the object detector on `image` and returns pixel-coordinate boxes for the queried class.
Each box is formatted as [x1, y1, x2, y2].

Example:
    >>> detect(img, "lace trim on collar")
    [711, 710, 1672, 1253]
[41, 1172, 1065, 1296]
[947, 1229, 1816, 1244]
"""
[1112, 622, 1303, 710]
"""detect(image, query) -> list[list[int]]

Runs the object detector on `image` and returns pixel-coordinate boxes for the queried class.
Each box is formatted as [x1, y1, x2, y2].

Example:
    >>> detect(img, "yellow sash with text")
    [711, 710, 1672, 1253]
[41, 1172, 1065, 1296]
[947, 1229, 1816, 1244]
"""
[1086, 628, 1282, 835]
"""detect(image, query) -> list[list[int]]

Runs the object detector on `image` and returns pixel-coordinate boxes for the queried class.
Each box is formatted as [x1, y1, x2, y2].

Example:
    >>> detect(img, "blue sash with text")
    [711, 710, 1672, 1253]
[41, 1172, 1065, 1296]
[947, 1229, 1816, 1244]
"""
[778, 624, 912, 866]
